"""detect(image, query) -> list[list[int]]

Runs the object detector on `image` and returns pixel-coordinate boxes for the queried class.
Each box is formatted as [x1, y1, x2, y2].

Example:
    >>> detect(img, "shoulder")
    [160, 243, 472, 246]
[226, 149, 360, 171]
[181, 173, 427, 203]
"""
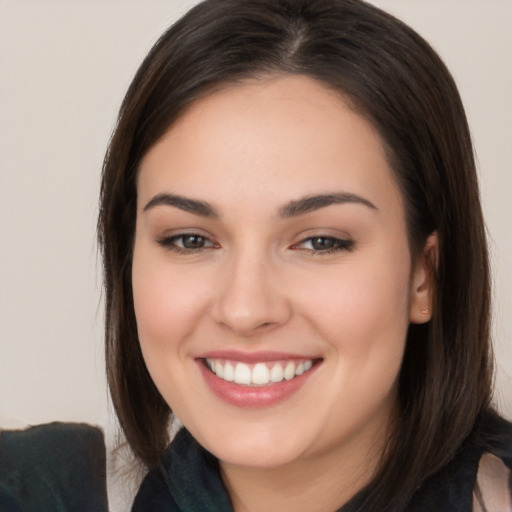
[0, 422, 108, 512]
[473, 411, 512, 512]
[405, 410, 512, 512]
[474, 452, 511, 511]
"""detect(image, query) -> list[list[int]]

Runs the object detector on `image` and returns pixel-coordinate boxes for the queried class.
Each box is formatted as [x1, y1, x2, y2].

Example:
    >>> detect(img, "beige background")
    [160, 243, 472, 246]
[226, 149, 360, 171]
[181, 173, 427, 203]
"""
[1, 0, 511, 434]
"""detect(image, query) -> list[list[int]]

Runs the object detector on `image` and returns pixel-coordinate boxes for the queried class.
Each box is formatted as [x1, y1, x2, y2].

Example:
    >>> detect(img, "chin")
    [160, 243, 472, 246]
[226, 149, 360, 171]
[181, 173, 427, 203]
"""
[185, 419, 313, 469]
[213, 440, 307, 470]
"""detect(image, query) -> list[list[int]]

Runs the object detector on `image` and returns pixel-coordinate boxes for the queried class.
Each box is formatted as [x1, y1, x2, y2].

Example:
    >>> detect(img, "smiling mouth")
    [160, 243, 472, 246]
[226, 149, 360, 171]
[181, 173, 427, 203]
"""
[203, 358, 319, 387]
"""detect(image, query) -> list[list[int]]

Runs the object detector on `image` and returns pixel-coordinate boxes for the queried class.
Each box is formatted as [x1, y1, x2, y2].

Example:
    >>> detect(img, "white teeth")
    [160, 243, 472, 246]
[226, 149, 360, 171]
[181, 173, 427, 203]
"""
[206, 358, 316, 386]
[252, 363, 270, 385]
[283, 361, 296, 380]
[234, 363, 252, 385]
[214, 360, 224, 378]
[270, 363, 284, 383]
[224, 362, 235, 382]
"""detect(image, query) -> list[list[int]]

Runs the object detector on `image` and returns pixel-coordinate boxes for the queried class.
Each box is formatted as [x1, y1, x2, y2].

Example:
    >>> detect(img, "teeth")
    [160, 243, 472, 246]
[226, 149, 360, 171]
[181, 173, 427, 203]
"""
[284, 361, 295, 380]
[214, 360, 224, 378]
[252, 363, 270, 385]
[224, 362, 235, 382]
[234, 363, 252, 385]
[270, 363, 284, 383]
[206, 358, 315, 386]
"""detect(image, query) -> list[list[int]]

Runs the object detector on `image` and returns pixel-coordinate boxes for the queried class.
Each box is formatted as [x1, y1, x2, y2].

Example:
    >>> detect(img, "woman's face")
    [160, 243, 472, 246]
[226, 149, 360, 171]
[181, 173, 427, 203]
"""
[132, 75, 432, 471]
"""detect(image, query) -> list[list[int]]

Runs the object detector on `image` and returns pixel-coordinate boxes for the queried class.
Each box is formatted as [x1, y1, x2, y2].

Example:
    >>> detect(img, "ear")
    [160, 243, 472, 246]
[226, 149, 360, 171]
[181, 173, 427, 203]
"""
[409, 232, 438, 324]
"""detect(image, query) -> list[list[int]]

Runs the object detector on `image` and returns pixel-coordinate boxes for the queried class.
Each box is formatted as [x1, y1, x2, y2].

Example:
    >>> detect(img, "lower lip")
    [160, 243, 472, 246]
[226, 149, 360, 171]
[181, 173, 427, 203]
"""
[197, 360, 320, 408]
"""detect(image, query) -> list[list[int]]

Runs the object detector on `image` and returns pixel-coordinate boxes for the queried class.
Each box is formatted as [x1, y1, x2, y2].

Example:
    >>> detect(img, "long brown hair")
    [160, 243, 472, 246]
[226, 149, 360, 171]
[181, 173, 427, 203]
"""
[98, 1, 493, 509]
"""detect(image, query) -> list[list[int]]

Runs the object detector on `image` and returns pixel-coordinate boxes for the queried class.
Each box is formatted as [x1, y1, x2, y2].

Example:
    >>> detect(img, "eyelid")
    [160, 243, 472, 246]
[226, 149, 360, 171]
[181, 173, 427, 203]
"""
[154, 229, 353, 256]
[156, 231, 219, 253]
[291, 234, 355, 254]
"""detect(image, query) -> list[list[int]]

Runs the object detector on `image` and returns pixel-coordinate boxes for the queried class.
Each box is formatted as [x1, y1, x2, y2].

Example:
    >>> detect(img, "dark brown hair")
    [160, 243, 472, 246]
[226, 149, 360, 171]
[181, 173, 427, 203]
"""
[98, 0, 493, 509]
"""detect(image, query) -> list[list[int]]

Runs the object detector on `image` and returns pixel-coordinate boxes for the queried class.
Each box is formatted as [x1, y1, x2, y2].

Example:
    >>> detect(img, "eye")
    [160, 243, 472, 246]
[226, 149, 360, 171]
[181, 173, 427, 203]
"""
[157, 233, 217, 253]
[293, 236, 354, 254]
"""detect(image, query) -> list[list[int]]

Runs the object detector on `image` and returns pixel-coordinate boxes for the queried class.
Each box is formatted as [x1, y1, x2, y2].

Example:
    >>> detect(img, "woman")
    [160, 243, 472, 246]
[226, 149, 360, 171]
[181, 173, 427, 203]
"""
[98, 0, 512, 510]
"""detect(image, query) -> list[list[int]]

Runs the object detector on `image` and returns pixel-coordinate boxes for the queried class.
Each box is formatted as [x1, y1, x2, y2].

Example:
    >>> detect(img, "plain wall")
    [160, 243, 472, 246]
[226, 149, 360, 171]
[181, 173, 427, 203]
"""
[1, 0, 511, 433]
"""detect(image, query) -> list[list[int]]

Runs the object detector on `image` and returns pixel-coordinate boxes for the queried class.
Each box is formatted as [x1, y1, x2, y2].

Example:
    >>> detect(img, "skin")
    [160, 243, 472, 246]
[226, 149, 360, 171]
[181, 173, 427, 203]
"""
[132, 74, 435, 511]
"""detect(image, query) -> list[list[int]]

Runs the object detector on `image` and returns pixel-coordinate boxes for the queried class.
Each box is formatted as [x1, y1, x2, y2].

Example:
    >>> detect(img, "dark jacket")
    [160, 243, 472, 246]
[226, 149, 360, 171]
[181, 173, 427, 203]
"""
[0, 422, 109, 512]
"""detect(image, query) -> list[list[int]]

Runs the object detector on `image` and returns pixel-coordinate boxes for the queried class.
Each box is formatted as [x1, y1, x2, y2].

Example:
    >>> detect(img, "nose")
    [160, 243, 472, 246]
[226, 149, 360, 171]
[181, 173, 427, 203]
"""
[211, 248, 292, 337]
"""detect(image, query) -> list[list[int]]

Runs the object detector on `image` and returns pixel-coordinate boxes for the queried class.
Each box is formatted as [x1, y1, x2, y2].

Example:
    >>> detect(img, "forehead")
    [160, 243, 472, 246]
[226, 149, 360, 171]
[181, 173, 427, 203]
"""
[137, 74, 403, 216]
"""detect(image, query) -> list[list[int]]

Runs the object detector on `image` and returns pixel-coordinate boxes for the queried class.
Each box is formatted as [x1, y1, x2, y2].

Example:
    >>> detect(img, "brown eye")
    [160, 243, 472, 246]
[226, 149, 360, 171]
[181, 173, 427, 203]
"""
[310, 237, 336, 251]
[181, 235, 207, 249]
[157, 233, 217, 253]
[294, 236, 354, 254]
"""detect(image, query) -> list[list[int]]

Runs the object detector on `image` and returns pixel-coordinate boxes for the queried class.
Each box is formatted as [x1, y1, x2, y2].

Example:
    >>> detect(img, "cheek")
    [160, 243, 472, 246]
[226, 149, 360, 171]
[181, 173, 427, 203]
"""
[131, 246, 211, 355]
[301, 256, 412, 347]
[131, 247, 217, 414]
[296, 247, 413, 416]
[264, 259, 410, 456]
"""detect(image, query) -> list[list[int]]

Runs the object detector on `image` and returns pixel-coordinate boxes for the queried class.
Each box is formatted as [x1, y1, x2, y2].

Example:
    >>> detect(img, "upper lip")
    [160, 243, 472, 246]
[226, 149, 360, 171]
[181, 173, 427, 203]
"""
[196, 350, 321, 364]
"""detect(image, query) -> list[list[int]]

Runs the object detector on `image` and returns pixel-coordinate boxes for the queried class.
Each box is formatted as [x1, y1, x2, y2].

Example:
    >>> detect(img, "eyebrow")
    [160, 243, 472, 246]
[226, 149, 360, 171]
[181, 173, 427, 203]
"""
[143, 193, 219, 217]
[142, 191, 377, 219]
[279, 193, 377, 218]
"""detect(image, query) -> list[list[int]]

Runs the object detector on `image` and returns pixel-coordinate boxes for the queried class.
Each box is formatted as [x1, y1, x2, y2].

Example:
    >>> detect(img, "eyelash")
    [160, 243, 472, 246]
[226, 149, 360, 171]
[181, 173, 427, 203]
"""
[292, 236, 355, 255]
[157, 233, 354, 256]
[157, 234, 217, 254]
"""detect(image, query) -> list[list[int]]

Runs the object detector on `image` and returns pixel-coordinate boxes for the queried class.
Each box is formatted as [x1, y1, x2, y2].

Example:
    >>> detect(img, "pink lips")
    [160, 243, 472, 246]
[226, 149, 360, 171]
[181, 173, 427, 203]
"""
[196, 350, 321, 408]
